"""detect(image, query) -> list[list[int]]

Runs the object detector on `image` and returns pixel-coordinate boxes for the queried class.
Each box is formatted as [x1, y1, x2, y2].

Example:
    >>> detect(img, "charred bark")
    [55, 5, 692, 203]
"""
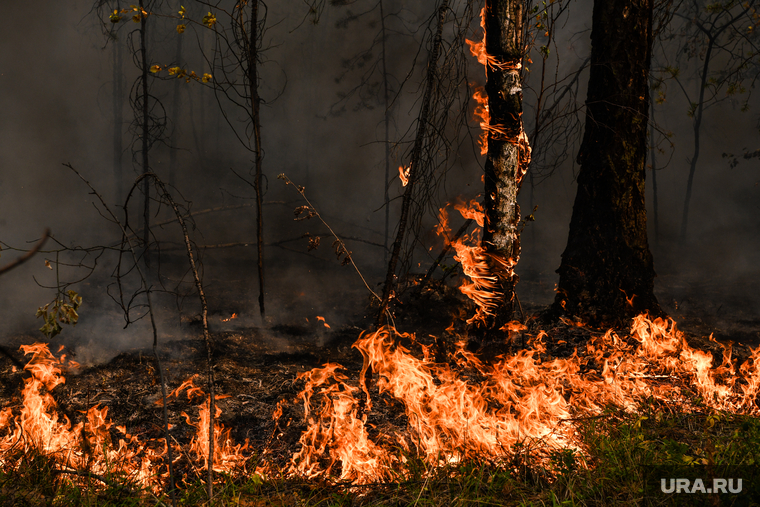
[476, 0, 530, 334]
[554, 0, 663, 326]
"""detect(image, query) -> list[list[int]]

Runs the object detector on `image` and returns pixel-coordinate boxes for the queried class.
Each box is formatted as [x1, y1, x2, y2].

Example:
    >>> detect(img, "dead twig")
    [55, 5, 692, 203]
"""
[0, 229, 50, 276]
[277, 173, 381, 305]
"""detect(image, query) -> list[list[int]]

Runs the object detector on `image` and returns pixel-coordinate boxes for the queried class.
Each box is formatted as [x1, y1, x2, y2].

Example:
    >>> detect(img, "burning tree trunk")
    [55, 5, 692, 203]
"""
[554, 0, 662, 325]
[474, 0, 531, 334]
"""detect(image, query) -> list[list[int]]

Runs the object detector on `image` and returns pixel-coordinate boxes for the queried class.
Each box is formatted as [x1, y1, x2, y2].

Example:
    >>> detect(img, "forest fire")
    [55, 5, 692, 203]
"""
[0, 345, 249, 491]
[1, 296, 759, 491]
[288, 316, 760, 484]
[0, 344, 163, 489]
[3, 0, 760, 504]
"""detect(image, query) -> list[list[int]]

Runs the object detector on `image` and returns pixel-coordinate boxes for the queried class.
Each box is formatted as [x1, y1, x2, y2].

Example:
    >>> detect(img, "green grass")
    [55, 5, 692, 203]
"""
[2, 404, 760, 506]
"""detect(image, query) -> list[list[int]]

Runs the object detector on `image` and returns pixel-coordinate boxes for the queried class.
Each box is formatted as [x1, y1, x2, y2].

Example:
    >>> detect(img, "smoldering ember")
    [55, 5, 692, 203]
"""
[1, 1, 759, 506]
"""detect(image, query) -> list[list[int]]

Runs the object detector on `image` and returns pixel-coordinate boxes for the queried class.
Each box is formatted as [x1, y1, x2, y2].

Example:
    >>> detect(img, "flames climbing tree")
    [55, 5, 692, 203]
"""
[554, 0, 662, 325]
[477, 0, 531, 332]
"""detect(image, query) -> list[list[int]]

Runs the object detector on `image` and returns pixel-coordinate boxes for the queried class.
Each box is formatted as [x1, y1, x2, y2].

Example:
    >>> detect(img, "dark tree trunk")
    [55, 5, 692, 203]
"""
[380, 0, 391, 264]
[112, 20, 124, 204]
[169, 2, 183, 188]
[139, 0, 151, 267]
[649, 88, 659, 244]
[554, 0, 662, 326]
[248, 0, 265, 318]
[477, 0, 530, 331]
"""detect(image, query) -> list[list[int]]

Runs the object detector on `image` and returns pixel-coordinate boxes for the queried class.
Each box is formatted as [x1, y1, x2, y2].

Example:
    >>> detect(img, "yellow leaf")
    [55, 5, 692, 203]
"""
[45, 260, 52, 270]
[179, 5, 186, 17]
[168, 66, 180, 76]
[201, 73, 212, 83]
[150, 64, 161, 73]
[202, 12, 217, 27]
[176, 24, 186, 34]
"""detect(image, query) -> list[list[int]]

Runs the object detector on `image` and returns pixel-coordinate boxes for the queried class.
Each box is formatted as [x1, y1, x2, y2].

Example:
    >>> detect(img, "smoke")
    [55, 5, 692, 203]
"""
[1, 0, 758, 363]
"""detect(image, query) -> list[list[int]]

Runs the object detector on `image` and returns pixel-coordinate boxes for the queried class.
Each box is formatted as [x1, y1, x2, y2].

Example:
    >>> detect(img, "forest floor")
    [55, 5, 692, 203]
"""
[1, 256, 759, 505]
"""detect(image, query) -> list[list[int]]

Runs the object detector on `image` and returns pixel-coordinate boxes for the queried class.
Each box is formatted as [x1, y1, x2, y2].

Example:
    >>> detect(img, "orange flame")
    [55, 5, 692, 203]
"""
[466, 8, 521, 72]
[316, 316, 331, 329]
[437, 199, 510, 324]
[0, 346, 252, 490]
[0, 344, 163, 489]
[289, 315, 760, 482]
[472, 86, 490, 155]
[183, 398, 249, 474]
[398, 165, 410, 187]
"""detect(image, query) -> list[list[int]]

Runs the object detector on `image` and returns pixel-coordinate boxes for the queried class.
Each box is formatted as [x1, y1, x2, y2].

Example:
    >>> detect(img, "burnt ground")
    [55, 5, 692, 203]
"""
[0, 259, 759, 483]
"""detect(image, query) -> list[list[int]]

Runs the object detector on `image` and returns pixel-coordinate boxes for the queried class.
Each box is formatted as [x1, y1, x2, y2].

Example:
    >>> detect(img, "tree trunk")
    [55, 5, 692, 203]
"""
[248, 0, 265, 318]
[477, 0, 530, 331]
[649, 87, 659, 244]
[139, 0, 151, 267]
[380, 0, 391, 264]
[169, 1, 183, 188]
[554, 0, 662, 326]
[112, 19, 124, 204]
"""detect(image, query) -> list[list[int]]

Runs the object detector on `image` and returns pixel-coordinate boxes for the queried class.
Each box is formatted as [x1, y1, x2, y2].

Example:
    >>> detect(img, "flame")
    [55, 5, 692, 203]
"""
[437, 199, 511, 324]
[467, 8, 532, 180]
[0, 346, 251, 491]
[167, 376, 249, 473]
[182, 398, 249, 474]
[284, 198, 760, 480]
[453, 198, 485, 227]
[4, 321, 760, 490]
[466, 8, 521, 72]
[288, 363, 393, 483]
[316, 316, 331, 329]
[398, 165, 410, 187]
[289, 315, 760, 482]
[472, 86, 490, 155]
[0, 344, 163, 489]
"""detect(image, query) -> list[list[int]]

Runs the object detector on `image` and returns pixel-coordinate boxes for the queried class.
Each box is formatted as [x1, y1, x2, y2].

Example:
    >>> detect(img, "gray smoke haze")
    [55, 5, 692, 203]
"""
[1, 0, 758, 363]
